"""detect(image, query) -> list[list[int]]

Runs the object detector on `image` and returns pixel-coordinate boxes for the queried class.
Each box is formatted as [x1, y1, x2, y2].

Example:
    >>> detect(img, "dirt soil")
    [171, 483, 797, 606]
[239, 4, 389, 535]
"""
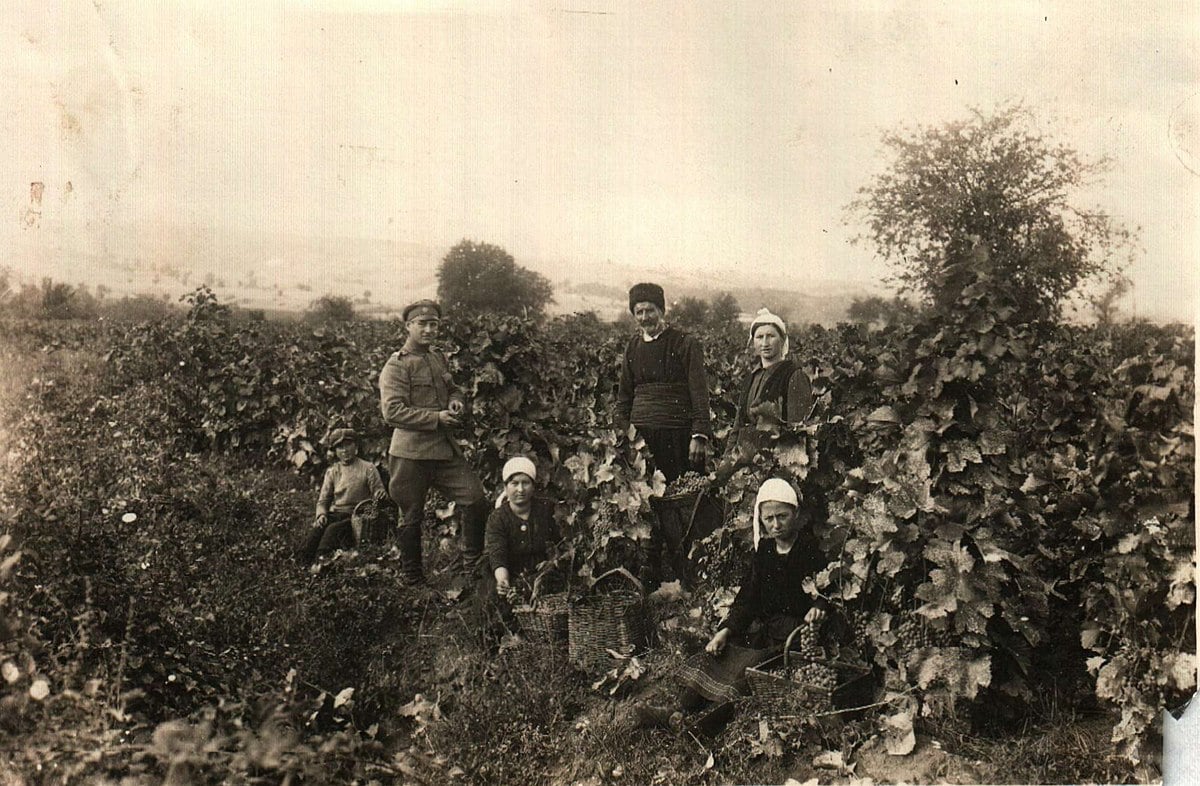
[851, 736, 987, 785]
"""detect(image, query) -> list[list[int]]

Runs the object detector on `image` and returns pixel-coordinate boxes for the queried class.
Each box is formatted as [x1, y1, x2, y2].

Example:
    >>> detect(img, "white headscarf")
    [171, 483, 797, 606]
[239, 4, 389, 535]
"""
[749, 308, 790, 361]
[496, 456, 538, 508]
[752, 477, 800, 548]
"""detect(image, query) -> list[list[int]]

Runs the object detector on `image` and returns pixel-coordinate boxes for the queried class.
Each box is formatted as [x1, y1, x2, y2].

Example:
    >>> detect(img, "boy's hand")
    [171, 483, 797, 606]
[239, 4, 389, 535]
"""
[804, 607, 826, 624]
[705, 628, 730, 655]
[314, 514, 327, 528]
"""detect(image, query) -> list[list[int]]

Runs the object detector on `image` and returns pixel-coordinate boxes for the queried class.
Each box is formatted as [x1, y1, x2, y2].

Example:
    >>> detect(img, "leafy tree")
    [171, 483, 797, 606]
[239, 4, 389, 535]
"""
[670, 296, 709, 329]
[307, 294, 357, 323]
[848, 104, 1136, 320]
[1088, 274, 1132, 325]
[709, 291, 741, 325]
[20, 278, 97, 319]
[0, 267, 13, 312]
[437, 240, 554, 317]
[181, 285, 231, 322]
[845, 295, 919, 326]
[670, 291, 741, 331]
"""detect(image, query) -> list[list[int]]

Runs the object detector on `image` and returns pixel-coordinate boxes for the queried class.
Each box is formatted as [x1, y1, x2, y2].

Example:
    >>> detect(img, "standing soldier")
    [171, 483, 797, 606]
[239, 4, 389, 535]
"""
[380, 299, 488, 585]
[615, 283, 712, 584]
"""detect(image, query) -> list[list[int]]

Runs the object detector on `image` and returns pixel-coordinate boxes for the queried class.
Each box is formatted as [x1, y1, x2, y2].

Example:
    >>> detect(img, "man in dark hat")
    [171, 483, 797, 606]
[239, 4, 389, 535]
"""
[615, 283, 712, 479]
[380, 299, 487, 584]
[615, 283, 712, 585]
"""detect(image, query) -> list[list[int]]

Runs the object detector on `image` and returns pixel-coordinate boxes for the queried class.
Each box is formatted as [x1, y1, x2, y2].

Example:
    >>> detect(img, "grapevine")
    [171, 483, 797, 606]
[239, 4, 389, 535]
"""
[0, 270, 1192, 775]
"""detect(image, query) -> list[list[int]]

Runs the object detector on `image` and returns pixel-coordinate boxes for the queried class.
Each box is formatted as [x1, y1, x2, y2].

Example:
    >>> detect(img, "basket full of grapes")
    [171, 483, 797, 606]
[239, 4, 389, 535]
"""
[745, 622, 870, 716]
[658, 471, 710, 505]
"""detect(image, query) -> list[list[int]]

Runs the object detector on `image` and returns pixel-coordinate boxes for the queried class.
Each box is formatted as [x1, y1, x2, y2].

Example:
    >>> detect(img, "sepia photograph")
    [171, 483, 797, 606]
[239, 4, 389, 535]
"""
[0, 2, 1195, 784]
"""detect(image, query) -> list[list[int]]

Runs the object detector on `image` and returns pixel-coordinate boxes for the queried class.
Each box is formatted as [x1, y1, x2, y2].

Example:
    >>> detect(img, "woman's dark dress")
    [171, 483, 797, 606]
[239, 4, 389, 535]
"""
[679, 534, 829, 704]
[478, 498, 562, 631]
[729, 359, 814, 456]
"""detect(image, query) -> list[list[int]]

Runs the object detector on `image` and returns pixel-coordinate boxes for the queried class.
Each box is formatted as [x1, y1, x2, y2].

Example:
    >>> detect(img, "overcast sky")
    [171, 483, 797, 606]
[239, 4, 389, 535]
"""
[2, 1, 1196, 320]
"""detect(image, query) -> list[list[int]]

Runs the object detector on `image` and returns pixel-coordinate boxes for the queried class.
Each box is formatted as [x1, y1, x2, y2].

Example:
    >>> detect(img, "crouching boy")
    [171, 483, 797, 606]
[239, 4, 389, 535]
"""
[298, 428, 387, 564]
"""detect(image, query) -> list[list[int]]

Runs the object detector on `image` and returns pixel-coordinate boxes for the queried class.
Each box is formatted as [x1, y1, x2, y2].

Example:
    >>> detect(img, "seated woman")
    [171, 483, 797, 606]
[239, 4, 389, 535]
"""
[635, 477, 830, 731]
[481, 457, 562, 630]
[727, 309, 814, 464]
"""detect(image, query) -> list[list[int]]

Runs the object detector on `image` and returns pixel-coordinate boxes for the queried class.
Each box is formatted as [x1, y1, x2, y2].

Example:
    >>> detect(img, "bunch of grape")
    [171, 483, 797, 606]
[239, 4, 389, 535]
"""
[793, 620, 824, 658]
[894, 615, 958, 651]
[663, 471, 707, 498]
[894, 617, 934, 651]
[851, 614, 871, 645]
[932, 628, 958, 647]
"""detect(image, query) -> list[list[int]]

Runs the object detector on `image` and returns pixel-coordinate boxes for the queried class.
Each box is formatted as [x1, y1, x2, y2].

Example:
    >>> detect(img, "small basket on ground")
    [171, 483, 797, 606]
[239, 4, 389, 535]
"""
[746, 625, 871, 721]
[568, 567, 648, 672]
[351, 499, 388, 545]
[513, 574, 570, 645]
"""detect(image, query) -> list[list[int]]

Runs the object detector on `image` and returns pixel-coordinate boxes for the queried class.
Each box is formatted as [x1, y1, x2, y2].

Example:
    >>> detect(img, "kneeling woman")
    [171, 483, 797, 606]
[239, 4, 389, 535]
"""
[481, 457, 562, 630]
[637, 477, 830, 730]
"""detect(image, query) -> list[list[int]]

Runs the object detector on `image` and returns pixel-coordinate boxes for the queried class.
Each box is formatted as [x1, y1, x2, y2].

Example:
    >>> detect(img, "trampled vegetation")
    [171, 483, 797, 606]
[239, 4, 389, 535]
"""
[0, 256, 1193, 783]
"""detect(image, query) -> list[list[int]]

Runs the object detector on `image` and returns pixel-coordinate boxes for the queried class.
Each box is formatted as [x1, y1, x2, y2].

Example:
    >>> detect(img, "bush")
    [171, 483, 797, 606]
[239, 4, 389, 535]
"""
[307, 294, 357, 323]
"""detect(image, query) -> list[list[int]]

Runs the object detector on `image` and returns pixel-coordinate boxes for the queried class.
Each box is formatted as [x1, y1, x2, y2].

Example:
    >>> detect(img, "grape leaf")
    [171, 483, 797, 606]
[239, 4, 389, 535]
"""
[881, 709, 916, 755]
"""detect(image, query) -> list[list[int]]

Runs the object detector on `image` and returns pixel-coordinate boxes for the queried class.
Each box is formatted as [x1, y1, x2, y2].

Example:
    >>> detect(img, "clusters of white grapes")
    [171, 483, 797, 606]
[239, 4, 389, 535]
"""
[785, 660, 838, 702]
[894, 616, 956, 651]
[782, 620, 837, 704]
[851, 614, 871, 645]
[663, 471, 707, 498]
[894, 617, 932, 650]
[793, 619, 823, 657]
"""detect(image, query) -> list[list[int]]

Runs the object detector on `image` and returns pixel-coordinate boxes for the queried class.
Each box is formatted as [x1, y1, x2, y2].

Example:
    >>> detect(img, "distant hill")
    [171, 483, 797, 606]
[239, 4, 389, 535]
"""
[547, 256, 880, 325]
[6, 223, 882, 324]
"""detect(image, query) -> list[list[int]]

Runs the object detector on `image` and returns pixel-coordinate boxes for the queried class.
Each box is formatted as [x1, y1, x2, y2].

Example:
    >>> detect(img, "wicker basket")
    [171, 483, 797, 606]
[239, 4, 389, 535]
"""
[746, 626, 870, 717]
[658, 473, 711, 506]
[351, 499, 389, 544]
[567, 567, 648, 672]
[513, 575, 570, 644]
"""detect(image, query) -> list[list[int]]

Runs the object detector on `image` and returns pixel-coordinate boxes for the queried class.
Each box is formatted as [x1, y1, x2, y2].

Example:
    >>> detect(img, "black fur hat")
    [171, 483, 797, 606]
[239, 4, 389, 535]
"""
[628, 282, 665, 314]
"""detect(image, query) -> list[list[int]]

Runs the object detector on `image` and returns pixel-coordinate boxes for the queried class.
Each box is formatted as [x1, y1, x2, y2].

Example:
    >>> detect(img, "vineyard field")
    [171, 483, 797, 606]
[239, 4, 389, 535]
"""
[0, 280, 1193, 784]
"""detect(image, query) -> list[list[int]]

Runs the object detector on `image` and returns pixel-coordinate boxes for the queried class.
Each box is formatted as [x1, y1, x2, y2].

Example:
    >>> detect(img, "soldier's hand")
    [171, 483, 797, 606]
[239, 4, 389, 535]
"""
[437, 409, 462, 428]
[688, 437, 708, 467]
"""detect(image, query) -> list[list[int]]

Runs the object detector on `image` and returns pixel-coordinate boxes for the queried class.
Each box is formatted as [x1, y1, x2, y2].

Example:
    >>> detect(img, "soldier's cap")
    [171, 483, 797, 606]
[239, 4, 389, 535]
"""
[403, 299, 442, 322]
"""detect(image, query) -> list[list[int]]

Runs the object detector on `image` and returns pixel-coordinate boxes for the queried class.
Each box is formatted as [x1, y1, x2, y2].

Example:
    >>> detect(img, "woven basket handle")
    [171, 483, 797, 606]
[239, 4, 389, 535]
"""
[530, 572, 552, 604]
[588, 566, 644, 598]
[782, 625, 805, 669]
[353, 499, 376, 517]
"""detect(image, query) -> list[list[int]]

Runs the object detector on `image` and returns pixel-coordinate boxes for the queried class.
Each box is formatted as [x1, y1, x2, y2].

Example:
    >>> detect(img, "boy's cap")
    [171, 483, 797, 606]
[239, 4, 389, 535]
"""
[403, 299, 442, 321]
[329, 428, 358, 447]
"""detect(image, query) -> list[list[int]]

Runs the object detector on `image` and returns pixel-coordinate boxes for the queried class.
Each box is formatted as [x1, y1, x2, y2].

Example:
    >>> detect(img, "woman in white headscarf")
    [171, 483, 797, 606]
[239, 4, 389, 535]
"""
[728, 309, 814, 460]
[482, 457, 562, 609]
[634, 477, 830, 731]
